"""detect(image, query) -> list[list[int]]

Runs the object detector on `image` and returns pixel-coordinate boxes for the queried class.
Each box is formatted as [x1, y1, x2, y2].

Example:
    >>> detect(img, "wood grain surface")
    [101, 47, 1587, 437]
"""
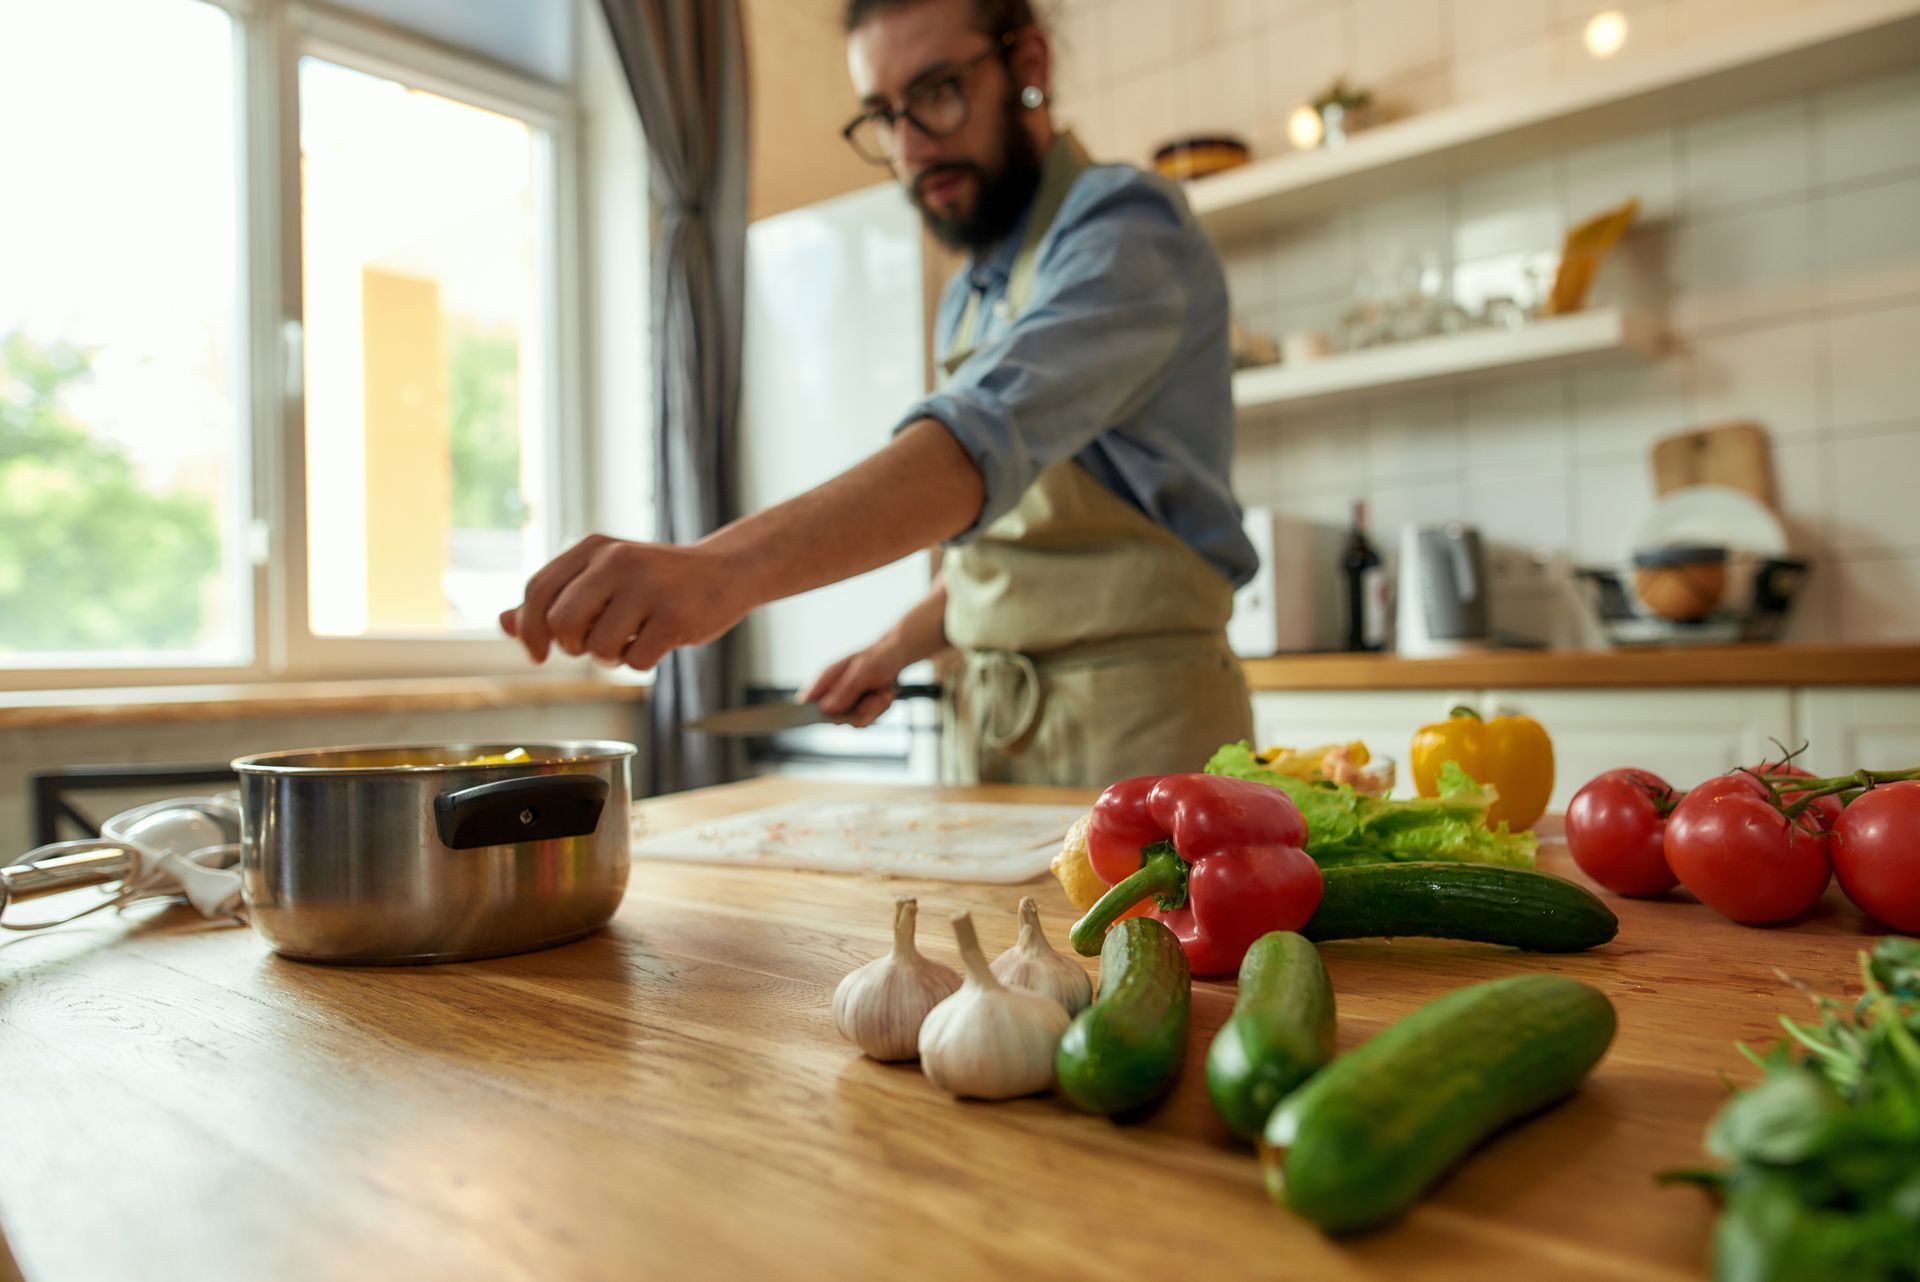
[0, 777, 1892, 1282]
[1239, 642, 1920, 690]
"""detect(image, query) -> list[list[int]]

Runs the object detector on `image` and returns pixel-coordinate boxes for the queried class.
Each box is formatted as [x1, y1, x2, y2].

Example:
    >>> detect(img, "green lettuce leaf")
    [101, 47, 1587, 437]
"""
[1204, 741, 1537, 868]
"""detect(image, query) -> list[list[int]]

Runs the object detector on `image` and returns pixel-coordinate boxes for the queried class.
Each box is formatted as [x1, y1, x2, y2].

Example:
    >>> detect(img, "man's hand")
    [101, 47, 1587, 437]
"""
[500, 535, 749, 671]
[803, 643, 907, 728]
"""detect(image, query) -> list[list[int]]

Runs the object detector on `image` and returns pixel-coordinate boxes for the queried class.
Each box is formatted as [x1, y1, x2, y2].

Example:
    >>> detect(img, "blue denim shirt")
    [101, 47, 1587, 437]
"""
[896, 162, 1258, 589]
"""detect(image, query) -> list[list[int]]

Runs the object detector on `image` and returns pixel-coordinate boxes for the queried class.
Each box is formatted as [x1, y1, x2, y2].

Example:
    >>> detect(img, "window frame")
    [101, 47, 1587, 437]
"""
[3, 0, 602, 690]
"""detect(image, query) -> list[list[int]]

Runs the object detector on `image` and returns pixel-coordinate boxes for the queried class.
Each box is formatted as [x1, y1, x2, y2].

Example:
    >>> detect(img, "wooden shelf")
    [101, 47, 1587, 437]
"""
[0, 675, 649, 731]
[1189, 0, 1920, 241]
[1233, 307, 1659, 414]
[1241, 644, 1920, 691]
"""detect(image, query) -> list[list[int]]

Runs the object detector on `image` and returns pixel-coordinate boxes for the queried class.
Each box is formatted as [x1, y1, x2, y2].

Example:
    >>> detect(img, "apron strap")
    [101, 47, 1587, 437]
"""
[962, 649, 1045, 752]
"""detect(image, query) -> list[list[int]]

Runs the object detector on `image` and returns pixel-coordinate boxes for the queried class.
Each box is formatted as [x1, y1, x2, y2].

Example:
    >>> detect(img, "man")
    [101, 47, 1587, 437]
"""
[502, 0, 1256, 787]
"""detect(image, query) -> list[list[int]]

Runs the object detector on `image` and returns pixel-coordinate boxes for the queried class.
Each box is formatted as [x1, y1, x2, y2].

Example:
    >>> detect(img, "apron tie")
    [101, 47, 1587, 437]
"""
[963, 649, 1044, 753]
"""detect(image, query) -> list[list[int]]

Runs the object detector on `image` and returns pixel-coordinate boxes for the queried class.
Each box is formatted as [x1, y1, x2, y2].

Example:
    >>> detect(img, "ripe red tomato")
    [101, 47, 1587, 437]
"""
[1566, 768, 1680, 896]
[1746, 762, 1843, 830]
[1664, 778, 1833, 925]
[1832, 780, 1920, 932]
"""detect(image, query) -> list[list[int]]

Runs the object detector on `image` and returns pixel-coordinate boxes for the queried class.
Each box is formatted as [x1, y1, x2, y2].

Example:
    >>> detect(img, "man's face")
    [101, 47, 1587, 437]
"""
[847, 0, 1040, 252]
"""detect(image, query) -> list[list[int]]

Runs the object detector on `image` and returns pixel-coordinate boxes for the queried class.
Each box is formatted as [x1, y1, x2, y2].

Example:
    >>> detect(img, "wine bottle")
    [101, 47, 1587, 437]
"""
[1342, 500, 1386, 652]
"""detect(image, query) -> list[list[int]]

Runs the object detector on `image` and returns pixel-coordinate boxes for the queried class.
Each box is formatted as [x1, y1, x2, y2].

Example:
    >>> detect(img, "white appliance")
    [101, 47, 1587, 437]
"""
[1228, 507, 1326, 657]
[1396, 523, 1493, 657]
[736, 181, 939, 782]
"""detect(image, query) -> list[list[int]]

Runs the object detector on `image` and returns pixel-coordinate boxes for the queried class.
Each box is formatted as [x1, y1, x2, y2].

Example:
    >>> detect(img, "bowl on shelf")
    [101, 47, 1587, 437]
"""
[1631, 544, 1729, 622]
[1573, 558, 1809, 646]
[1152, 135, 1250, 182]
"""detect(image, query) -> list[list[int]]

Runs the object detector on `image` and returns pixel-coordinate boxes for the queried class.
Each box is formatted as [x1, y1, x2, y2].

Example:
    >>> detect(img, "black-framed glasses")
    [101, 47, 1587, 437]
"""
[841, 32, 1017, 166]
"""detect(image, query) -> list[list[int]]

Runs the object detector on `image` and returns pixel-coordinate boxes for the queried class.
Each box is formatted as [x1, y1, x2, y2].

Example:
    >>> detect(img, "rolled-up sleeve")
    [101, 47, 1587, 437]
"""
[895, 180, 1190, 539]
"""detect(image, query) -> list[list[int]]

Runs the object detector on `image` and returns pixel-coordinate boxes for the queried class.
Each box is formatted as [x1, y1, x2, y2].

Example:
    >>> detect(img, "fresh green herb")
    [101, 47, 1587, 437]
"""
[1204, 742, 1537, 868]
[1662, 939, 1920, 1282]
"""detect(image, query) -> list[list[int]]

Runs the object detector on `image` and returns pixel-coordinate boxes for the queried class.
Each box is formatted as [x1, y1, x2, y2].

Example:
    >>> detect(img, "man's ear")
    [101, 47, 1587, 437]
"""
[1007, 25, 1050, 102]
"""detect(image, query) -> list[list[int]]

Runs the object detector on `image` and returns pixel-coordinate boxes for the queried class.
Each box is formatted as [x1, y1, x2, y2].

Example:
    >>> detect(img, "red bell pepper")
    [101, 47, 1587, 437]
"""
[1067, 773, 1321, 977]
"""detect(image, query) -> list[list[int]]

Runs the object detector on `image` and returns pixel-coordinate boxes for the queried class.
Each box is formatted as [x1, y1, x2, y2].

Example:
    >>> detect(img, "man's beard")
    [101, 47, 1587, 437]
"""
[910, 89, 1043, 254]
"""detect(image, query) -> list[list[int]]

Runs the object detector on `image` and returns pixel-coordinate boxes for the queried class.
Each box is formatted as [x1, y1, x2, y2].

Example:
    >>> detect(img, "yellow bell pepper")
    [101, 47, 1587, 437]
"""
[1410, 706, 1554, 832]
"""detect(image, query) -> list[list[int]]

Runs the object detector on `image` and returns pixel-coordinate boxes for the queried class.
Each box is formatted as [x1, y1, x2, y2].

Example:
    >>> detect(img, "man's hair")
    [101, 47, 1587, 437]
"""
[843, 0, 1038, 37]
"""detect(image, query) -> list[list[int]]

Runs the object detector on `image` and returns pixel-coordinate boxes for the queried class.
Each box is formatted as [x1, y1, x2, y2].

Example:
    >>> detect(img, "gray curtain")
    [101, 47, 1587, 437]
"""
[597, 0, 748, 794]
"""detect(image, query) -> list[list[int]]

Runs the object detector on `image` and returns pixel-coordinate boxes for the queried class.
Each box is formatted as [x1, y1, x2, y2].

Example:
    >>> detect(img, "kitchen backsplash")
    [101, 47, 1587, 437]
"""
[1048, 0, 1920, 645]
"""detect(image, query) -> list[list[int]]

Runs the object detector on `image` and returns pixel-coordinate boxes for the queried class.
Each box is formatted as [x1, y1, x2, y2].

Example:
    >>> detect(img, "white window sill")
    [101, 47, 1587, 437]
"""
[0, 674, 649, 731]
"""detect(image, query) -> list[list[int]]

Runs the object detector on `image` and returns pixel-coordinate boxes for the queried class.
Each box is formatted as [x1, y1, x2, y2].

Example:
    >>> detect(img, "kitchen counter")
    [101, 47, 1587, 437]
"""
[1242, 642, 1920, 690]
[0, 776, 1888, 1281]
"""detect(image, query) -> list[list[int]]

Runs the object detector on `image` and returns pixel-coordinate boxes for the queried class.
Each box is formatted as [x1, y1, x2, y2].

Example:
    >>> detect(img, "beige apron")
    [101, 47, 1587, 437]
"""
[939, 134, 1253, 788]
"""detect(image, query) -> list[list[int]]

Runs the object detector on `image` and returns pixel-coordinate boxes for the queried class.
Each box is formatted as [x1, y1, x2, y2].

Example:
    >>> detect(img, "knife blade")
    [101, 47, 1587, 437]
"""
[686, 684, 943, 736]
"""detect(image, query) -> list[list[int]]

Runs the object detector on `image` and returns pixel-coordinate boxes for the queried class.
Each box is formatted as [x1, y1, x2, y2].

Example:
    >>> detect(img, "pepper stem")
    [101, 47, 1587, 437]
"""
[1068, 843, 1187, 956]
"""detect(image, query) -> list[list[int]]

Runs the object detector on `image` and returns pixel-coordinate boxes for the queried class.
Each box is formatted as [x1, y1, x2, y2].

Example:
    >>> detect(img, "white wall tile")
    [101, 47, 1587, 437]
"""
[1455, 160, 1564, 260]
[1365, 389, 1464, 482]
[1451, 39, 1556, 105]
[1564, 128, 1681, 226]
[1815, 66, 1920, 189]
[1103, 63, 1179, 165]
[1568, 456, 1653, 563]
[1688, 320, 1822, 439]
[1357, 189, 1453, 272]
[1103, 0, 1178, 79]
[1050, 2, 1110, 102]
[1465, 465, 1572, 550]
[1671, 201, 1815, 335]
[1815, 175, 1920, 310]
[1450, 0, 1556, 57]
[1669, 0, 1799, 42]
[1232, 433, 1279, 506]
[1772, 433, 1832, 558]
[1385, 67, 1454, 121]
[1179, 36, 1270, 141]
[1569, 356, 1691, 459]
[1463, 373, 1571, 472]
[1262, 6, 1354, 133]
[1270, 408, 1369, 497]
[1551, 0, 1671, 73]
[1351, 0, 1446, 87]
[1826, 422, 1920, 558]
[1680, 100, 1811, 216]
[1271, 213, 1357, 302]
[1824, 301, 1920, 433]
[1180, 0, 1275, 55]
[1369, 476, 1469, 547]
[1833, 553, 1920, 642]
[1220, 242, 1277, 318]
[1778, 557, 1837, 644]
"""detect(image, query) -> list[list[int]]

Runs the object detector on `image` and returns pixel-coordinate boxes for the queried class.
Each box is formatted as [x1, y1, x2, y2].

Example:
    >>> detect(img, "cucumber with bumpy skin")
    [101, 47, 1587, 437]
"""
[1262, 973, 1616, 1235]
[1303, 862, 1618, 952]
[1054, 917, 1189, 1115]
[1206, 932, 1335, 1140]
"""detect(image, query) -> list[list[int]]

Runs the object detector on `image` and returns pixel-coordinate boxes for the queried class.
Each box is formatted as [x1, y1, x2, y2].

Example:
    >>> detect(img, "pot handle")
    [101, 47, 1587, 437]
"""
[1, 841, 142, 931]
[433, 774, 610, 851]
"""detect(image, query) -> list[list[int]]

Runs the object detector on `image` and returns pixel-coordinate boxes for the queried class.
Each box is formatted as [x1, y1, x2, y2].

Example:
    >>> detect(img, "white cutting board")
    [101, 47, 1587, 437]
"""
[631, 800, 1083, 883]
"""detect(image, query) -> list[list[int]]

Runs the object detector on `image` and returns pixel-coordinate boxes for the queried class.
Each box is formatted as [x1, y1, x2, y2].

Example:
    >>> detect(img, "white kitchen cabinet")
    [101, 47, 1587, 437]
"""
[1484, 688, 1798, 811]
[1794, 689, 1920, 775]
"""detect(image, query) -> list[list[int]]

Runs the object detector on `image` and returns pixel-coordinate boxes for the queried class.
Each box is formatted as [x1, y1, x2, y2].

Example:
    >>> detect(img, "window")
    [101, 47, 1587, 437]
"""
[297, 56, 557, 640]
[0, 0, 250, 670]
[0, 0, 636, 689]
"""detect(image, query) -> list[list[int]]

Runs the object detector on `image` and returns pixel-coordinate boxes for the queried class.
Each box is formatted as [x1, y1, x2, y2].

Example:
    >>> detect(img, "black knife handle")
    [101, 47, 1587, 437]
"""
[891, 683, 944, 700]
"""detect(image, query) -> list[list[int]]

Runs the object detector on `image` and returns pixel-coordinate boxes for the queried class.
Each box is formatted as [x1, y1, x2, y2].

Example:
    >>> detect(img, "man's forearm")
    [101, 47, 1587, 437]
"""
[700, 419, 983, 610]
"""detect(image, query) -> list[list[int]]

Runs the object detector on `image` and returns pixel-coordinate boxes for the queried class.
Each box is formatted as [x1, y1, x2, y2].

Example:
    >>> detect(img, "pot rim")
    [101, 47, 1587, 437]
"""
[231, 740, 637, 777]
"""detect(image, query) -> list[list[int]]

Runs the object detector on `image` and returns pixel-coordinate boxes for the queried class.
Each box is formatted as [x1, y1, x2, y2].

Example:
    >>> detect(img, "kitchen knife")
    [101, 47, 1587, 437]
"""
[686, 684, 944, 736]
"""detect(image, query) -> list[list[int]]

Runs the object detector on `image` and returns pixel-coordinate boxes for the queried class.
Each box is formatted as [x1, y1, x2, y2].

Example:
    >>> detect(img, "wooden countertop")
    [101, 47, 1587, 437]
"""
[1242, 642, 1920, 690]
[0, 776, 1890, 1281]
[0, 674, 648, 730]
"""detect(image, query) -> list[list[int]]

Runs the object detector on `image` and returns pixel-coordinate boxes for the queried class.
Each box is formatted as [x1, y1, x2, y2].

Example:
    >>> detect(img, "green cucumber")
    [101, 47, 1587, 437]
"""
[1263, 973, 1616, 1235]
[1207, 932, 1335, 1140]
[1303, 862, 1617, 952]
[1054, 917, 1190, 1115]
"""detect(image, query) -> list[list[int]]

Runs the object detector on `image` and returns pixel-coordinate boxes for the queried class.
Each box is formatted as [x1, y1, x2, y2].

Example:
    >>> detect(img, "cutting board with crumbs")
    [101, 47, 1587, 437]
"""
[630, 799, 1083, 882]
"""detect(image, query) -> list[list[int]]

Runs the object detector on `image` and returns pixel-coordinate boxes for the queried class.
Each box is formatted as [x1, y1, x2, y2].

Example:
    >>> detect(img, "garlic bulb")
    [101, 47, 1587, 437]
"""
[833, 897, 960, 1061]
[990, 897, 1093, 1014]
[919, 910, 1071, 1099]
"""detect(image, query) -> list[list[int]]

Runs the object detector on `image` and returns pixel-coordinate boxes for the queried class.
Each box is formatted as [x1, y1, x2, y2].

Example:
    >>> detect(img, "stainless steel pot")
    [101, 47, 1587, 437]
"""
[232, 740, 635, 965]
